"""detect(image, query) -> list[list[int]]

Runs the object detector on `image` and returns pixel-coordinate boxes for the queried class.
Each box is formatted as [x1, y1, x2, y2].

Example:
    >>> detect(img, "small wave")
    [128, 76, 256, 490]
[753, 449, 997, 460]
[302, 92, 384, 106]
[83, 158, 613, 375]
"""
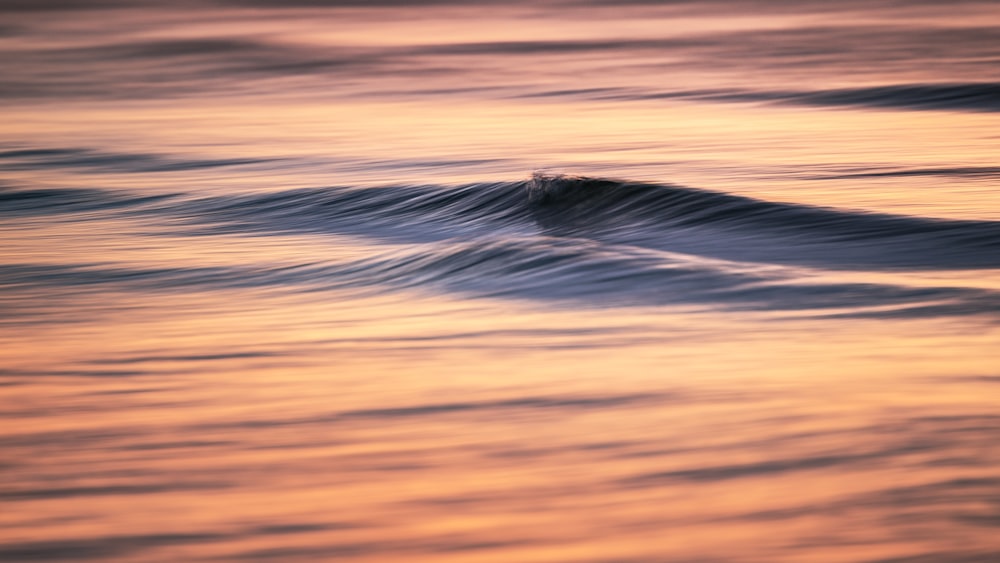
[783, 82, 1000, 113]
[810, 166, 1000, 180]
[0, 147, 279, 174]
[0, 186, 174, 216]
[324, 238, 1000, 315]
[179, 181, 535, 242]
[534, 82, 1000, 114]
[177, 174, 1000, 270]
[8, 173, 1000, 270]
[4, 239, 998, 319]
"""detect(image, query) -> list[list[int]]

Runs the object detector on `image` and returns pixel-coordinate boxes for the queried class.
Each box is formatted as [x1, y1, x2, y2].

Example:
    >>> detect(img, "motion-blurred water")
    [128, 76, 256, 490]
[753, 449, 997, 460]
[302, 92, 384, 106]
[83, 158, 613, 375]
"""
[2, 1, 999, 561]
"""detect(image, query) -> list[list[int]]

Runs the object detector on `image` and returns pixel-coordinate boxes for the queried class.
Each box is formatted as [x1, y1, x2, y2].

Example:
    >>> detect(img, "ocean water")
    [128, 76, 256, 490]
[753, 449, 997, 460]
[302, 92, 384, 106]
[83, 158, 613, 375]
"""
[2, 1, 1000, 561]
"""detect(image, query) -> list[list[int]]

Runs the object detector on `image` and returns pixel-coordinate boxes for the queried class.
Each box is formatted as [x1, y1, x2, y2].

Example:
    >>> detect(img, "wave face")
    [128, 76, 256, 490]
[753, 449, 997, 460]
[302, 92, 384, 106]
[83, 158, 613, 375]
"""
[4, 175, 1000, 319]
[523, 174, 1000, 269]
[163, 174, 1000, 272]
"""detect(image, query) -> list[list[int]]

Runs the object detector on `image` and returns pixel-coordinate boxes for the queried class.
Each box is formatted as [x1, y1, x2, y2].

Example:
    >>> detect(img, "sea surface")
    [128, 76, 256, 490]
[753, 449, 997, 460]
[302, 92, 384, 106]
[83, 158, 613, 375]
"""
[2, 1, 1000, 561]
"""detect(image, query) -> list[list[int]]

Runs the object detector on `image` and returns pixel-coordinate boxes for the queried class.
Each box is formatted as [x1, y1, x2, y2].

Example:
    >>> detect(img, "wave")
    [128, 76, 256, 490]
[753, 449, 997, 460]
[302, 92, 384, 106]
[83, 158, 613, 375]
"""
[0, 147, 278, 173]
[5, 173, 1000, 318]
[4, 238, 999, 319]
[316, 238, 1000, 317]
[775, 82, 1000, 113]
[7, 174, 1000, 270]
[592, 83, 1000, 114]
[174, 174, 1000, 270]
[810, 166, 1000, 180]
[0, 186, 173, 215]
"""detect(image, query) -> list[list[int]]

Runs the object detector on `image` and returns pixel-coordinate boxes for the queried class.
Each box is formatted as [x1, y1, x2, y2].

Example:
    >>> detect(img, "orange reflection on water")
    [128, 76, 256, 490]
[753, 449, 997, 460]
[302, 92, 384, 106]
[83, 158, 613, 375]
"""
[3, 280, 999, 561]
[3, 1, 1000, 561]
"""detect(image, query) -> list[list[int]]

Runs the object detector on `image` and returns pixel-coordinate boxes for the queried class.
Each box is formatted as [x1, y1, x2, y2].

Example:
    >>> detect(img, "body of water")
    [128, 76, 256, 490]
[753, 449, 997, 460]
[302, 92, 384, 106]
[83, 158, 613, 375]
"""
[2, 1, 999, 561]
